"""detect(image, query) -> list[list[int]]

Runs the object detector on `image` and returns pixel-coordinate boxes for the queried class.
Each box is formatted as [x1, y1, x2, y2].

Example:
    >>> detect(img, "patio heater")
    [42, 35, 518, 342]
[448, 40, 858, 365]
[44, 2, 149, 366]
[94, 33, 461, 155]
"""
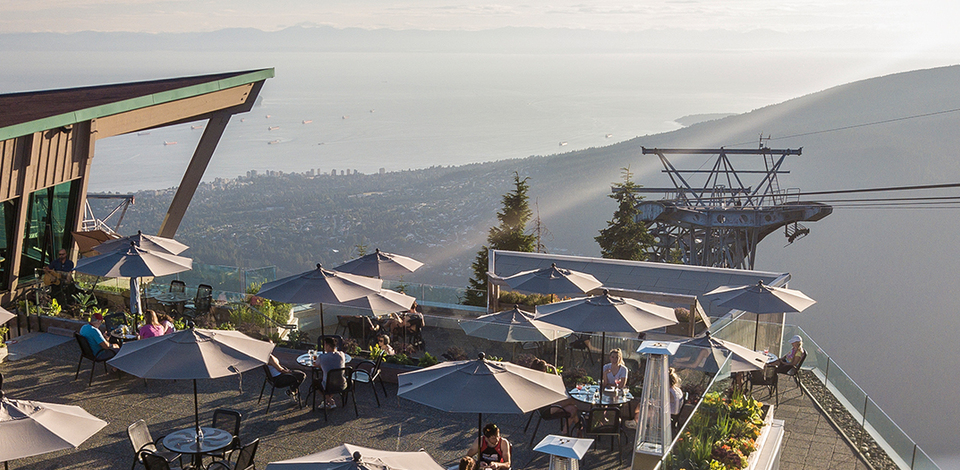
[533, 434, 594, 470]
[632, 340, 679, 470]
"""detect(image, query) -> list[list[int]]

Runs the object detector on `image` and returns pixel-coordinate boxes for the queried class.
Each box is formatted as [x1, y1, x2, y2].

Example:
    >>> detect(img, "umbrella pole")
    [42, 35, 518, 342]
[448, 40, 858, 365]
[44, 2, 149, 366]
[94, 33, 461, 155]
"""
[320, 304, 325, 337]
[754, 315, 760, 350]
[194, 379, 200, 432]
[599, 332, 606, 385]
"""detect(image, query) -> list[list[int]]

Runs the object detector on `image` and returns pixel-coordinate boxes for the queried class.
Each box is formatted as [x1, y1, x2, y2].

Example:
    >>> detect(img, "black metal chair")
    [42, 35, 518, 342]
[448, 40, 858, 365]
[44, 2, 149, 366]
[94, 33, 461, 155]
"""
[128, 420, 182, 470]
[582, 405, 626, 467]
[778, 351, 808, 401]
[74, 332, 116, 385]
[169, 280, 186, 293]
[209, 409, 242, 462]
[750, 364, 779, 406]
[568, 334, 595, 366]
[140, 450, 182, 470]
[351, 351, 388, 407]
[183, 284, 213, 322]
[258, 364, 297, 413]
[206, 439, 259, 470]
[309, 366, 357, 420]
[524, 405, 571, 446]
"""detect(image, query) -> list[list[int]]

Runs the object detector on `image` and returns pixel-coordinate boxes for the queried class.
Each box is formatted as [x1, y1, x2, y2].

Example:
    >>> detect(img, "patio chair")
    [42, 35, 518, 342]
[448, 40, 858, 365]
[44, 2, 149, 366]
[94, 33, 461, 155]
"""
[140, 450, 182, 470]
[749, 364, 779, 406]
[335, 315, 353, 336]
[524, 405, 571, 446]
[169, 280, 186, 293]
[778, 350, 808, 401]
[74, 332, 115, 385]
[311, 366, 357, 420]
[183, 284, 213, 322]
[568, 334, 595, 366]
[351, 351, 388, 407]
[581, 405, 625, 467]
[208, 408, 242, 462]
[206, 438, 259, 470]
[128, 420, 182, 470]
[407, 316, 425, 351]
[258, 364, 296, 413]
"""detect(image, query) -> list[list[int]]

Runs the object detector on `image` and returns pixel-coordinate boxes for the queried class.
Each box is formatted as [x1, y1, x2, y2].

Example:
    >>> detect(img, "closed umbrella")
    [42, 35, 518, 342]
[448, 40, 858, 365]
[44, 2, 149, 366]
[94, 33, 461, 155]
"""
[702, 280, 816, 349]
[534, 290, 678, 380]
[334, 249, 423, 279]
[398, 353, 567, 438]
[501, 263, 602, 297]
[93, 230, 189, 256]
[257, 264, 382, 335]
[107, 328, 274, 433]
[0, 387, 107, 468]
[266, 443, 445, 470]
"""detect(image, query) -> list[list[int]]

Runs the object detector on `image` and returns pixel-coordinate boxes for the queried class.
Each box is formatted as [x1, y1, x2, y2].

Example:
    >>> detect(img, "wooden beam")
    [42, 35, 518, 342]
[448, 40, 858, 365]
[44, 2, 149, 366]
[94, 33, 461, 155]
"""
[6, 133, 40, 292]
[95, 84, 254, 138]
[70, 120, 96, 256]
[158, 111, 230, 238]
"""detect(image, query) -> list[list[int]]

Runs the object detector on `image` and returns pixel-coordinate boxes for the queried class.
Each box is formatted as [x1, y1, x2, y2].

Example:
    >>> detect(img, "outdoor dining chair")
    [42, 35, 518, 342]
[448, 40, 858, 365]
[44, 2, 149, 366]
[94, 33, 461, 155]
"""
[74, 332, 115, 385]
[310, 366, 357, 420]
[205, 438, 259, 470]
[258, 364, 299, 413]
[749, 364, 780, 406]
[778, 350, 808, 402]
[581, 405, 626, 467]
[351, 351, 388, 407]
[140, 450, 182, 470]
[128, 420, 182, 470]
[209, 409, 243, 462]
[169, 280, 186, 293]
[524, 404, 571, 446]
[183, 284, 213, 322]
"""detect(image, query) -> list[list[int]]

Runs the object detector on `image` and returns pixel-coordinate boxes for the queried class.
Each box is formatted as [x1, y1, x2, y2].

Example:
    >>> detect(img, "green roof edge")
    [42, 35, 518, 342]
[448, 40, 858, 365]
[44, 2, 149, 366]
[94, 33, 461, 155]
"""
[0, 68, 275, 142]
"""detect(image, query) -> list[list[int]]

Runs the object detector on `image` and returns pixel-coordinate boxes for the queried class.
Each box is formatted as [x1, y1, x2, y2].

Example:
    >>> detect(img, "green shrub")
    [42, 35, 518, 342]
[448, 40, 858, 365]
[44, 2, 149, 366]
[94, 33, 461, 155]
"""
[418, 351, 439, 367]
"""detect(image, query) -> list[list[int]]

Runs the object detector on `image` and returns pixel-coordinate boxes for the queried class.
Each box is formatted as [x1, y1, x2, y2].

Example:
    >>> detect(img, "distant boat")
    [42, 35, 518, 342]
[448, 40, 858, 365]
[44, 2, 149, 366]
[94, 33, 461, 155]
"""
[605, 134, 613, 138]
[137, 132, 150, 136]
[191, 125, 204, 130]
[163, 141, 177, 146]
[318, 142, 325, 145]
[559, 142, 568, 146]
[265, 115, 271, 119]
[370, 109, 375, 113]
[268, 126, 280, 131]
[268, 140, 281, 145]
[240, 118, 246, 122]
[302, 120, 313, 124]
[342, 115, 349, 119]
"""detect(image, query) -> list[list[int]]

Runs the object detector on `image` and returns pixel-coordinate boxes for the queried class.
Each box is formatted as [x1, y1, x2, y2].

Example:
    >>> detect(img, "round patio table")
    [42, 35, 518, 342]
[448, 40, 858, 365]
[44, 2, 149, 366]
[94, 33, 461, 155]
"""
[568, 384, 633, 406]
[162, 426, 232, 469]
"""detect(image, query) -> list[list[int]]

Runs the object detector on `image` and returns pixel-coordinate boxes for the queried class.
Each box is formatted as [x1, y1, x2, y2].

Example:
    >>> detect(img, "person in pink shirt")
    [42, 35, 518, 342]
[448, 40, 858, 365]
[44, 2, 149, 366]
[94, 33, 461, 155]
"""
[138, 310, 167, 338]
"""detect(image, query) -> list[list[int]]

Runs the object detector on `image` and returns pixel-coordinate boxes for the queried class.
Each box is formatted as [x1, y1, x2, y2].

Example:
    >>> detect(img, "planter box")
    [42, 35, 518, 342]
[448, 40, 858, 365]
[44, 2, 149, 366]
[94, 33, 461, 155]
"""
[747, 405, 784, 470]
[379, 362, 422, 384]
[0, 348, 7, 363]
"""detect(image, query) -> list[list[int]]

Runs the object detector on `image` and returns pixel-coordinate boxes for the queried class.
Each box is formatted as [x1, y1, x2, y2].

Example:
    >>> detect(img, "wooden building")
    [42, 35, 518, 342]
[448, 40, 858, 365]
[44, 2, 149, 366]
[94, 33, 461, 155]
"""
[0, 68, 273, 300]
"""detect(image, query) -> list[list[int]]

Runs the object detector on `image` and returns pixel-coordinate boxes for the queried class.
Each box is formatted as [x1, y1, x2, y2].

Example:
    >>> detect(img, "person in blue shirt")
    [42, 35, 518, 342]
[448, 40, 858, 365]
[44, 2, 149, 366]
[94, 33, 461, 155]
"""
[79, 313, 119, 360]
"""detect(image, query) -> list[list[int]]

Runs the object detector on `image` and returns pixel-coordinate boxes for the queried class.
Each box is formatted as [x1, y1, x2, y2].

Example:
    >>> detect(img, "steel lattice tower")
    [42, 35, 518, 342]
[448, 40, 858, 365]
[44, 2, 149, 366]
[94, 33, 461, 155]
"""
[632, 147, 832, 269]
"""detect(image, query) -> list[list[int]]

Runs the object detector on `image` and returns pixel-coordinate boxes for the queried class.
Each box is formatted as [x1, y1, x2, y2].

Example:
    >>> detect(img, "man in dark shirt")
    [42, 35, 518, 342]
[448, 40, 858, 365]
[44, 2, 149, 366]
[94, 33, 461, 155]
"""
[44, 248, 76, 305]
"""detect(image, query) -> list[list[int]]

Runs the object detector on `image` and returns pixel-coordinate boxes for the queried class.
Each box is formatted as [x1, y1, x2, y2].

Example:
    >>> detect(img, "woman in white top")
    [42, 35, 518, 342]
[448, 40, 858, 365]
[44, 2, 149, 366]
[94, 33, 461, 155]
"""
[601, 348, 628, 388]
[669, 368, 683, 416]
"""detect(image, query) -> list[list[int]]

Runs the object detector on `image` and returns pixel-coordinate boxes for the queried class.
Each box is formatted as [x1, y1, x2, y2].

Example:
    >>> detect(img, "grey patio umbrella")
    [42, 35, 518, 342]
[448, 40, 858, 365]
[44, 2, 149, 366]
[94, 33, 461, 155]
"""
[672, 332, 769, 373]
[107, 328, 274, 433]
[266, 443, 445, 470]
[341, 289, 416, 316]
[398, 353, 567, 438]
[0, 389, 107, 468]
[702, 280, 816, 349]
[74, 242, 193, 316]
[0, 307, 14, 325]
[334, 249, 424, 279]
[501, 263, 603, 297]
[93, 230, 189, 256]
[257, 264, 383, 335]
[534, 290, 678, 379]
[460, 307, 572, 343]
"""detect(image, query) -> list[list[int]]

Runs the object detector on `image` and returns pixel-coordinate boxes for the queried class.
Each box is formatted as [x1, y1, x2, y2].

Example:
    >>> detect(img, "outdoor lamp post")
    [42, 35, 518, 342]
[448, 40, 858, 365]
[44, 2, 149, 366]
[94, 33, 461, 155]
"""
[533, 434, 593, 470]
[632, 340, 679, 470]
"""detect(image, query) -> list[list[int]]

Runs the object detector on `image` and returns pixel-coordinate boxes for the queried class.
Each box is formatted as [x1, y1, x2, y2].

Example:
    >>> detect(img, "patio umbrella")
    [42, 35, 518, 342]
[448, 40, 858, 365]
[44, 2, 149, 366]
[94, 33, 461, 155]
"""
[501, 263, 603, 297]
[0, 388, 107, 468]
[93, 230, 189, 256]
[702, 280, 816, 349]
[672, 332, 768, 373]
[341, 290, 416, 316]
[398, 353, 567, 438]
[107, 328, 274, 433]
[257, 264, 382, 335]
[266, 443, 445, 470]
[0, 307, 14, 325]
[71, 229, 118, 256]
[534, 290, 678, 380]
[74, 242, 193, 316]
[460, 308, 572, 344]
[334, 249, 423, 279]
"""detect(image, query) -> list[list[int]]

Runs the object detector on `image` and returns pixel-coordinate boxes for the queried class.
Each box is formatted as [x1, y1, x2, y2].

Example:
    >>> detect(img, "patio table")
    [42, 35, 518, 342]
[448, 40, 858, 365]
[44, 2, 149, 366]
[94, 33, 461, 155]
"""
[151, 291, 192, 315]
[162, 426, 232, 469]
[568, 384, 633, 406]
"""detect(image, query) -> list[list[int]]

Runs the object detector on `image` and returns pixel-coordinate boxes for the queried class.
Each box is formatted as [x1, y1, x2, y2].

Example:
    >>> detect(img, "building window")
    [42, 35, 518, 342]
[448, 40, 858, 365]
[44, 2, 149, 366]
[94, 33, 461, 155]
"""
[0, 199, 15, 291]
[17, 180, 80, 282]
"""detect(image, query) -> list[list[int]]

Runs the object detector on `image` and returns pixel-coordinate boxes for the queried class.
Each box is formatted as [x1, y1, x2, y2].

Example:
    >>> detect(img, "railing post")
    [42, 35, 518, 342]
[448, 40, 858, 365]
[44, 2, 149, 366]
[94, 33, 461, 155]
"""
[861, 395, 869, 449]
[911, 444, 917, 469]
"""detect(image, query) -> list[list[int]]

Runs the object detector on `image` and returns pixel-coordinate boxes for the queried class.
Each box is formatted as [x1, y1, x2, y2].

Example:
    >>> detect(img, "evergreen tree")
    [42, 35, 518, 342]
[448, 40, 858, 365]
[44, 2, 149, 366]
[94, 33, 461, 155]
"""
[464, 172, 536, 306]
[595, 167, 655, 261]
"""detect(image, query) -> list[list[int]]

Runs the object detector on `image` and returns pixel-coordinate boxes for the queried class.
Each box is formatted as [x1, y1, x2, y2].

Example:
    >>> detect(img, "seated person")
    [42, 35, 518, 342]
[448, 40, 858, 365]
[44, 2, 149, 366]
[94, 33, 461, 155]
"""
[771, 335, 805, 374]
[138, 310, 167, 339]
[79, 313, 120, 360]
[376, 334, 396, 355]
[465, 423, 511, 470]
[159, 313, 177, 334]
[601, 348, 628, 389]
[318, 336, 346, 409]
[531, 358, 580, 435]
[44, 248, 75, 284]
[669, 368, 684, 429]
[266, 354, 306, 397]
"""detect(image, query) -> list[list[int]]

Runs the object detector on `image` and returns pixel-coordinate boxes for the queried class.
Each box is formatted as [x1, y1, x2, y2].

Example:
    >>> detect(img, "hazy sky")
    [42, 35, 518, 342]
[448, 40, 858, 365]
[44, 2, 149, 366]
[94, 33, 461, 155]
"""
[4, 0, 960, 42]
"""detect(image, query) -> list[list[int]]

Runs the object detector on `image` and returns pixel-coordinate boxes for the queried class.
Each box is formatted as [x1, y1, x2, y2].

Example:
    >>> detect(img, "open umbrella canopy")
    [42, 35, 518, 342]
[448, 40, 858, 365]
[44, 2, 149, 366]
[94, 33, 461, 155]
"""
[108, 328, 274, 379]
[460, 308, 572, 343]
[501, 263, 602, 297]
[266, 444, 445, 470]
[257, 264, 383, 305]
[534, 290, 678, 334]
[703, 280, 816, 314]
[74, 242, 193, 278]
[0, 306, 14, 325]
[341, 289, 416, 316]
[71, 229, 118, 256]
[398, 353, 567, 415]
[334, 249, 423, 279]
[672, 332, 769, 373]
[94, 230, 189, 256]
[0, 395, 107, 462]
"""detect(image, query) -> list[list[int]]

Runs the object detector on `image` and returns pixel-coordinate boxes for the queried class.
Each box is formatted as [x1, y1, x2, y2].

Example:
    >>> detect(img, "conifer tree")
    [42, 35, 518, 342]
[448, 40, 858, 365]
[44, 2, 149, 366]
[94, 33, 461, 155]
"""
[595, 166, 655, 261]
[464, 172, 536, 306]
